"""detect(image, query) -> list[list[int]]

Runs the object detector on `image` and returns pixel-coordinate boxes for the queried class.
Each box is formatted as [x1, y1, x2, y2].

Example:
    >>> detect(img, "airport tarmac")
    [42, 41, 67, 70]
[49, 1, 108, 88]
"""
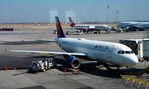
[0, 27, 147, 89]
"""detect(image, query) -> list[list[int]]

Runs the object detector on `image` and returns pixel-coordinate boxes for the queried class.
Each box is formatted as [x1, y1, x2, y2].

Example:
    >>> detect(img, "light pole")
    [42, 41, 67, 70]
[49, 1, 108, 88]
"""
[116, 10, 119, 24]
[107, 5, 110, 24]
[107, 5, 110, 32]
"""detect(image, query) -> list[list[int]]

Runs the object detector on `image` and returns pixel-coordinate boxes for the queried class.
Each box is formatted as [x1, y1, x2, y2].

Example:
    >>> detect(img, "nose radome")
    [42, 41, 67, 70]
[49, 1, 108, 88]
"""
[130, 55, 138, 65]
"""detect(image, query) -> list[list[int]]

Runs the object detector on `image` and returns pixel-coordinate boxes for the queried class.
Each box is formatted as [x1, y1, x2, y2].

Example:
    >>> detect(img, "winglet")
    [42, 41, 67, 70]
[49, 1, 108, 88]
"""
[55, 16, 66, 38]
[68, 17, 75, 27]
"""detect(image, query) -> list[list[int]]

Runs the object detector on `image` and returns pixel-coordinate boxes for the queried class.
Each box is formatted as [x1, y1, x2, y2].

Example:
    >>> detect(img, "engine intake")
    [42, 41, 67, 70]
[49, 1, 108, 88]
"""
[67, 56, 80, 69]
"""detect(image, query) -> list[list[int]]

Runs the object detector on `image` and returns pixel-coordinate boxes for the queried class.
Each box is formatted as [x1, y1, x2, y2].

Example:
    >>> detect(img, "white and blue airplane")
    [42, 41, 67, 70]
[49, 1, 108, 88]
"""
[9, 16, 138, 69]
[68, 17, 111, 32]
[117, 21, 149, 31]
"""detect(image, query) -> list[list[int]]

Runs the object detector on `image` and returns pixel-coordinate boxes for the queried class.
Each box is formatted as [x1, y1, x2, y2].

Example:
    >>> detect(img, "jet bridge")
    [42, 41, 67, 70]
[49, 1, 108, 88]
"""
[119, 39, 149, 62]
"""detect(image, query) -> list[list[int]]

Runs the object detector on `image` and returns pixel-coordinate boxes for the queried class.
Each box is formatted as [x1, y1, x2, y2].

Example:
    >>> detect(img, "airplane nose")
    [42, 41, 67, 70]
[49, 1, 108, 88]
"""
[129, 55, 138, 65]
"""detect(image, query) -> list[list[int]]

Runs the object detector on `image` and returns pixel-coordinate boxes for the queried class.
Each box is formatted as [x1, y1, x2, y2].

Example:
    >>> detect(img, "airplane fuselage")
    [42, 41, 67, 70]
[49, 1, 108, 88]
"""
[55, 38, 138, 66]
[118, 22, 149, 29]
[73, 25, 95, 30]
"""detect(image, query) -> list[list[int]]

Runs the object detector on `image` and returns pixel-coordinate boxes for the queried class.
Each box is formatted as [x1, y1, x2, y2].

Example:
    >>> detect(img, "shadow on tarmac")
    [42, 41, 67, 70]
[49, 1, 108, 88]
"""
[0, 54, 145, 78]
[19, 85, 46, 89]
[0, 40, 54, 45]
[55, 58, 146, 78]
[54, 59, 122, 78]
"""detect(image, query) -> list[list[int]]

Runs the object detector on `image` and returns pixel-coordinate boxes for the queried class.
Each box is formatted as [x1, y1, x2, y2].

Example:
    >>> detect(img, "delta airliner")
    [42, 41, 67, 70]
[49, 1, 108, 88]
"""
[9, 16, 138, 69]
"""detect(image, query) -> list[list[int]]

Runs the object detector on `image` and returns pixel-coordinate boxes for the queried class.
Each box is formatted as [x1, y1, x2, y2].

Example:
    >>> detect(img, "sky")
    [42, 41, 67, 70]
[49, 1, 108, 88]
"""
[0, 0, 149, 23]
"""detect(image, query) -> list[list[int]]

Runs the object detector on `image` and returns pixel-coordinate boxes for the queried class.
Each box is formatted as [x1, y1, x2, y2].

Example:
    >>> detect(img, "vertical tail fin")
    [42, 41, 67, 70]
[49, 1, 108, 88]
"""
[68, 17, 75, 27]
[55, 16, 66, 38]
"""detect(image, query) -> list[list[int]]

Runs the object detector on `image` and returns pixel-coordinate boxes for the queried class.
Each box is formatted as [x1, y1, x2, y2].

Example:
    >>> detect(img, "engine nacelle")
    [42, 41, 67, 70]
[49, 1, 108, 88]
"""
[67, 56, 80, 69]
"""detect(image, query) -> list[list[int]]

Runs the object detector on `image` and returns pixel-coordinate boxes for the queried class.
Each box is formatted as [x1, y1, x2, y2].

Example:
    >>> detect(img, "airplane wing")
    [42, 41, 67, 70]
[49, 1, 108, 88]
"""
[7, 50, 86, 56]
[37, 39, 56, 42]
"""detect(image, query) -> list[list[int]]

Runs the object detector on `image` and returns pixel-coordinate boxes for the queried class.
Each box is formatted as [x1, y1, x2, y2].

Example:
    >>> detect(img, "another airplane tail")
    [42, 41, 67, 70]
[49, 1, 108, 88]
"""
[55, 16, 66, 38]
[68, 17, 75, 27]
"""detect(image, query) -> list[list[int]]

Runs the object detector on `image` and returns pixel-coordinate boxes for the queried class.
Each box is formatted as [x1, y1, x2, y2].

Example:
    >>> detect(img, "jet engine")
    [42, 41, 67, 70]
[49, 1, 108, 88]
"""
[67, 56, 80, 69]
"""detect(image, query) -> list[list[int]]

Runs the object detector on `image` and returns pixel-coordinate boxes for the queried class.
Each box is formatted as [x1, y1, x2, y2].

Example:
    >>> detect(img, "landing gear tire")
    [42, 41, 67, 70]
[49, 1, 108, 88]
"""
[139, 58, 144, 62]
[42, 69, 46, 72]
[136, 72, 143, 76]
[97, 61, 102, 66]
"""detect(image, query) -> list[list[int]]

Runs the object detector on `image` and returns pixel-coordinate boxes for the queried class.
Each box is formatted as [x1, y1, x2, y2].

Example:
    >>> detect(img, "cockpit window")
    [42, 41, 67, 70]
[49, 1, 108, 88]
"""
[118, 50, 134, 54]
[125, 51, 131, 54]
[131, 51, 134, 54]
[118, 51, 121, 54]
[121, 51, 124, 54]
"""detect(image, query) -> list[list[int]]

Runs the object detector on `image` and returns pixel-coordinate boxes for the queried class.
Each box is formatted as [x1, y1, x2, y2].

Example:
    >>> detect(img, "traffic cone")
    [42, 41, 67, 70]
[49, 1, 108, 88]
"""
[5, 66, 7, 71]
[14, 68, 16, 70]
[64, 68, 66, 72]
[72, 69, 74, 74]
[78, 69, 80, 73]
